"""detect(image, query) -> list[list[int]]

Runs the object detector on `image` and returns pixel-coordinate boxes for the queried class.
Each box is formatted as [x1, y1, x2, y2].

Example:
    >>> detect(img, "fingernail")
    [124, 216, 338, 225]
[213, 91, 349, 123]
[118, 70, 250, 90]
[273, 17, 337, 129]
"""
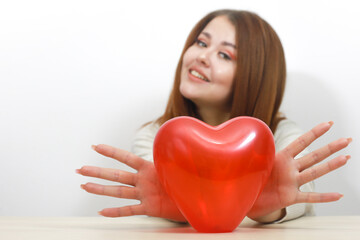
[328, 121, 334, 126]
[98, 211, 103, 216]
[347, 138, 353, 143]
[80, 184, 85, 190]
[346, 155, 351, 161]
[339, 194, 344, 199]
[91, 145, 97, 151]
[75, 169, 80, 174]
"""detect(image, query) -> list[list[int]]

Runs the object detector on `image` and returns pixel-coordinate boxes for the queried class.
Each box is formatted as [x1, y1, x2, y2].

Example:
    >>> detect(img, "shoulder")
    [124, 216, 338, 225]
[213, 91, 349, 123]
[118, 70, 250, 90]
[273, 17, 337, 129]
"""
[274, 118, 304, 139]
[274, 118, 305, 152]
[131, 121, 160, 162]
[135, 121, 160, 139]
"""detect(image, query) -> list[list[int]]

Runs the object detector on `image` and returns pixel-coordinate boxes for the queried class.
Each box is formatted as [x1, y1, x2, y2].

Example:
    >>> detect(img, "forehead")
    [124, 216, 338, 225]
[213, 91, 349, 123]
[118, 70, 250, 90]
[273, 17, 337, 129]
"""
[201, 16, 236, 42]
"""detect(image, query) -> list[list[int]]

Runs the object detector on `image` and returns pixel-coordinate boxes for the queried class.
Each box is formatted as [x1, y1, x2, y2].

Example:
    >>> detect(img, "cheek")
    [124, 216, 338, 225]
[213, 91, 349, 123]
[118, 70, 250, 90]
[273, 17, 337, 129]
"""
[214, 64, 235, 88]
[180, 53, 191, 79]
[181, 47, 197, 82]
[182, 48, 194, 67]
[183, 44, 201, 67]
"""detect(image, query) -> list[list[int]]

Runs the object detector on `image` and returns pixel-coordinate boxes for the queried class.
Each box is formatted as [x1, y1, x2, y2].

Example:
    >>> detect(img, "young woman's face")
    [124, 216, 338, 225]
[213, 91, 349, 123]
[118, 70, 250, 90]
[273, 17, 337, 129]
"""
[180, 16, 237, 111]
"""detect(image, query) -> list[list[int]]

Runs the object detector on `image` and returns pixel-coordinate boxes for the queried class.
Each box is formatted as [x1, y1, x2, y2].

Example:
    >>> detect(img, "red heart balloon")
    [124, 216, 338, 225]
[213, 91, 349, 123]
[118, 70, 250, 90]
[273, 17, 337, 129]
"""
[153, 116, 275, 233]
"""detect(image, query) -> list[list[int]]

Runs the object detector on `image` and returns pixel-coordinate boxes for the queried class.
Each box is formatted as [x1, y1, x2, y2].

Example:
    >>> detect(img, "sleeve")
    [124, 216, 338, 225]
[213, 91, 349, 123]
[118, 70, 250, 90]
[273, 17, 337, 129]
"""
[131, 122, 159, 162]
[273, 119, 315, 223]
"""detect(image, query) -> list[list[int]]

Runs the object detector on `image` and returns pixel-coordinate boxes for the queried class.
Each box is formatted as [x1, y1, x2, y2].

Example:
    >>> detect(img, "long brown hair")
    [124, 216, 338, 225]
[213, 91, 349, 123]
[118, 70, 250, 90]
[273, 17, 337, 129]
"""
[156, 9, 286, 133]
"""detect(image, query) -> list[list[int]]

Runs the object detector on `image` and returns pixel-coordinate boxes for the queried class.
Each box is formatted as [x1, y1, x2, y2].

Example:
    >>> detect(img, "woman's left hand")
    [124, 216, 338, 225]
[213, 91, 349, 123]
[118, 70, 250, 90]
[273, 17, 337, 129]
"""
[247, 121, 352, 222]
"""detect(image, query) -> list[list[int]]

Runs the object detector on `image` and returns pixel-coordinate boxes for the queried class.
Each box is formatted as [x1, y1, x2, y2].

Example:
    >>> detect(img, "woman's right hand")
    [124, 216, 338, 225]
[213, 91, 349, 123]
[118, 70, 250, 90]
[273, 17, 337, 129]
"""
[76, 144, 186, 222]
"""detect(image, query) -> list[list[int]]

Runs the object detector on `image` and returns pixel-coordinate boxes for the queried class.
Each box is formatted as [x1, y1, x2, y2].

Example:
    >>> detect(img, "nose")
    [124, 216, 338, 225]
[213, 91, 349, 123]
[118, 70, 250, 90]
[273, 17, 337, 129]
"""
[196, 49, 210, 67]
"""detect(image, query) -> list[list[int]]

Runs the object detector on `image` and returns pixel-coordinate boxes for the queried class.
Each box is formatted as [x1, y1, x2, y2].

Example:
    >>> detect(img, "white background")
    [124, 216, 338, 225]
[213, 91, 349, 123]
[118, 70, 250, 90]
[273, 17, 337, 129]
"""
[0, 0, 359, 217]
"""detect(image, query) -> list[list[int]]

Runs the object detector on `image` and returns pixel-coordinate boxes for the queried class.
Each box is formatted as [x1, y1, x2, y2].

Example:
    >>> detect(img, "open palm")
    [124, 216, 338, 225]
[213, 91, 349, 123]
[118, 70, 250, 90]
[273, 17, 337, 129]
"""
[77, 145, 186, 222]
[247, 122, 351, 221]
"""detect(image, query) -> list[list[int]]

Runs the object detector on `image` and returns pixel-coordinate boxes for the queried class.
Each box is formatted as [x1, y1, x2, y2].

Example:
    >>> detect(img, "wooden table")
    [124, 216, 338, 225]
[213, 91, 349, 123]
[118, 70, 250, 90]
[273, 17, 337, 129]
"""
[1, 216, 359, 239]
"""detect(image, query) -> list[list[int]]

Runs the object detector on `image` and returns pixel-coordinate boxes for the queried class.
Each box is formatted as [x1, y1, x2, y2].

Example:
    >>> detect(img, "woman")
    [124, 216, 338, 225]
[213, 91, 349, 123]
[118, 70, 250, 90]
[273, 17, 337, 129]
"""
[77, 10, 351, 223]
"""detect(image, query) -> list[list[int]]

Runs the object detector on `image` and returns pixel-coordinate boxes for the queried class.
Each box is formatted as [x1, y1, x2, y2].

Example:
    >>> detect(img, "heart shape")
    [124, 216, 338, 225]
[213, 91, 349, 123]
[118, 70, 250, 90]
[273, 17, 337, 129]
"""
[153, 116, 275, 233]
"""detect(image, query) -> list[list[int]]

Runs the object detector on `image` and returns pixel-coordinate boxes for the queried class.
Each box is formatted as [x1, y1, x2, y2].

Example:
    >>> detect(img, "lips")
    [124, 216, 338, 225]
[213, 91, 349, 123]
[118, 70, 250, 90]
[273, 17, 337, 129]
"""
[189, 68, 210, 82]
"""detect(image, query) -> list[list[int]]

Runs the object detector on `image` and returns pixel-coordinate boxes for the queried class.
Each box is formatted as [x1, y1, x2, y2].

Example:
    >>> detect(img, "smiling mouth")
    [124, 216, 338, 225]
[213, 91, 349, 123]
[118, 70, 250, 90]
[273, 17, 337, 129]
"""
[189, 70, 210, 82]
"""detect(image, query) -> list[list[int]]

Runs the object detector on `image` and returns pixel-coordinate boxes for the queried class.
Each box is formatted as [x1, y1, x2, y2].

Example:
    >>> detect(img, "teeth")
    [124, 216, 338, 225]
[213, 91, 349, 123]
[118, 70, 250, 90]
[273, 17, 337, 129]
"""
[190, 70, 209, 82]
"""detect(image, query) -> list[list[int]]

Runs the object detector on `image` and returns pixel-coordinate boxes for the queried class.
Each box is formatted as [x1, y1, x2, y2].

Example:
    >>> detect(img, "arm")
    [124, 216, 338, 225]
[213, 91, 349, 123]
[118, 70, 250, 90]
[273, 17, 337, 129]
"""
[131, 122, 159, 162]
[247, 121, 351, 223]
[77, 121, 350, 224]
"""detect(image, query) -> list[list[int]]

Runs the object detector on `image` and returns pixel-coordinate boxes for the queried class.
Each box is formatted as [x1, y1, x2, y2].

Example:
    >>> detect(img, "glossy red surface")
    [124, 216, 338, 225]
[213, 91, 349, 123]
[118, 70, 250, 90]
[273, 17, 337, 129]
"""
[153, 116, 275, 233]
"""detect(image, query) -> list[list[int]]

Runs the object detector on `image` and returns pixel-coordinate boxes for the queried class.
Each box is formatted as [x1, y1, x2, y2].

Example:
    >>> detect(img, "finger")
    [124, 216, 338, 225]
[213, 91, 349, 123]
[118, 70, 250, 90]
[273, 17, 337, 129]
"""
[99, 204, 145, 217]
[92, 144, 144, 170]
[76, 166, 136, 186]
[81, 182, 139, 200]
[298, 155, 350, 186]
[296, 191, 343, 203]
[284, 121, 333, 157]
[297, 137, 352, 172]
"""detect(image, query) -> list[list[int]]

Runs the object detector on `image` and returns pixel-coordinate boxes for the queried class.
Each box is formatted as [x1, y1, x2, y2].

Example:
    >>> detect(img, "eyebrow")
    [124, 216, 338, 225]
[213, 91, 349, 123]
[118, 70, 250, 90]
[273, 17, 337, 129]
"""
[200, 31, 237, 49]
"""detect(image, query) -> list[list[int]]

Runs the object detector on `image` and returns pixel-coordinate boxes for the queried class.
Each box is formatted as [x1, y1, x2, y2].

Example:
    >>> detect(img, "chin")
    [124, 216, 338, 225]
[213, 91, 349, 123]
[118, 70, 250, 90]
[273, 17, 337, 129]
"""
[180, 89, 194, 102]
[179, 90, 197, 107]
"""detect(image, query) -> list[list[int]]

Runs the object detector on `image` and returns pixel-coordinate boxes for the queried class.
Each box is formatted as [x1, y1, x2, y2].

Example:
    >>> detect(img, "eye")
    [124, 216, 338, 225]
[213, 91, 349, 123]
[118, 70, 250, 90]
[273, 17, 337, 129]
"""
[219, 52, 232, 61]
[196, 39, 207, 48]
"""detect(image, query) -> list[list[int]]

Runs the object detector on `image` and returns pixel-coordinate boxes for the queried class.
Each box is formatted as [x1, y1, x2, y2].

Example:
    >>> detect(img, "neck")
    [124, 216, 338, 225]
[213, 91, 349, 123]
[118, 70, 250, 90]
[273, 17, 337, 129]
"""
[197, 105, 231, 126]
